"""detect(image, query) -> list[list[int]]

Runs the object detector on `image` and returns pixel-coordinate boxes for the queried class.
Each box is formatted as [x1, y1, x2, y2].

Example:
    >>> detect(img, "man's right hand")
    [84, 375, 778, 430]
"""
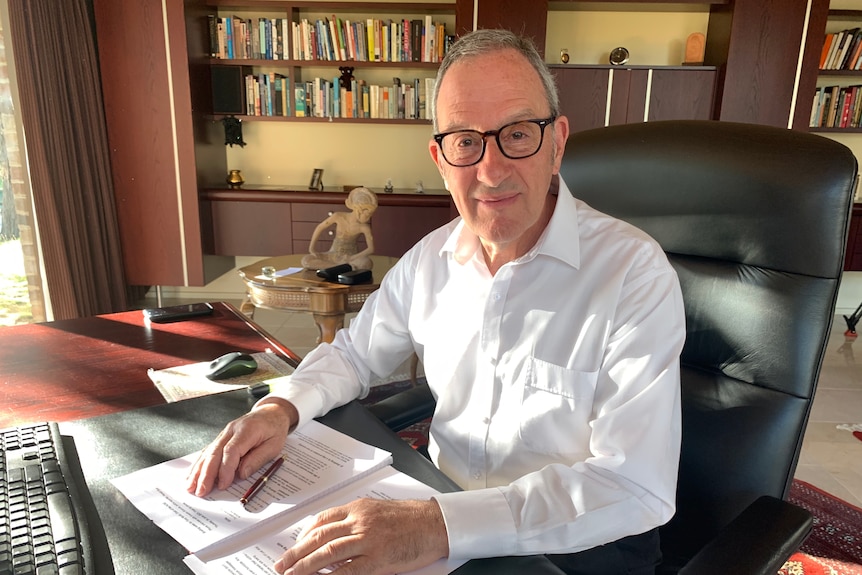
[185, 398, 298, 497]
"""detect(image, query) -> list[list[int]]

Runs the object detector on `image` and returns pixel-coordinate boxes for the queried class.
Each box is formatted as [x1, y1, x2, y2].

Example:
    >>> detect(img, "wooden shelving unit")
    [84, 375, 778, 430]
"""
[205, 1, 455, 122]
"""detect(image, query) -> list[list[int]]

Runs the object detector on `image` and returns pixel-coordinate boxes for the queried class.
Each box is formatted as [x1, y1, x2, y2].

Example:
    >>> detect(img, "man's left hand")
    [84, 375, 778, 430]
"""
[274, 498, 449, 575]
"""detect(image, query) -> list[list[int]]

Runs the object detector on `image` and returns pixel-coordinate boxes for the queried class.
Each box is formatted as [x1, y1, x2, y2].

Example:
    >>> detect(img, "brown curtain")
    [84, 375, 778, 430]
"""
[6, 0, 131, 319]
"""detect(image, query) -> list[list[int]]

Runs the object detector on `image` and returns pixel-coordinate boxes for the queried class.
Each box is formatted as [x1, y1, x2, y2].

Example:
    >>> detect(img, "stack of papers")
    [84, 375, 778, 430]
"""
[112, 420, 464, 575]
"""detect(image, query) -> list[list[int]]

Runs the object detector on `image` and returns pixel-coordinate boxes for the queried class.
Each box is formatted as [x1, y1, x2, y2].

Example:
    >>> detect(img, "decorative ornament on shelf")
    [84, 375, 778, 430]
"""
[560, 48, 569, 64]
[609, 46, 629, 66]
[339, 66, 355, 88]
[384, 179, 394, 193]
[226, 169, 244, 189]
[221, 116, 246, 147]
[683, 33, 705, 66]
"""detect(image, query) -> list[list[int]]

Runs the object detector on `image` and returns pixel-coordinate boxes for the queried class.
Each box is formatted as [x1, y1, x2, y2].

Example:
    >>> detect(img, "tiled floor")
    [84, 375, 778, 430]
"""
[166, 297, 862, 508]
[795, 316, 862, 508]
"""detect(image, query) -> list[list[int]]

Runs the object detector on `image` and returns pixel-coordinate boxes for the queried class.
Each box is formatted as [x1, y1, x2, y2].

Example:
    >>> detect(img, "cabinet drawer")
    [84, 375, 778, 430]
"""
[209, 201, 292, 256]
[294, 221, 334, 242]
[292, 203, 345, 222]
[293, 240, 331, 254]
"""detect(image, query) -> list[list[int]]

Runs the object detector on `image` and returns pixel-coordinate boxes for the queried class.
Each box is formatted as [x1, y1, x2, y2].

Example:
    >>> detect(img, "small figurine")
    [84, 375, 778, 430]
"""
[415, 180, 424, 194]
[384, 179, 394, 193]
[301, 187, 378, 271]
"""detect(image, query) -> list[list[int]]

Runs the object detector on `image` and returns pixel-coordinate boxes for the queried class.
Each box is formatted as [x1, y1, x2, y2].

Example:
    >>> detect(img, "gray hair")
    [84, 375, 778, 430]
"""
[430, 29, 560, 132]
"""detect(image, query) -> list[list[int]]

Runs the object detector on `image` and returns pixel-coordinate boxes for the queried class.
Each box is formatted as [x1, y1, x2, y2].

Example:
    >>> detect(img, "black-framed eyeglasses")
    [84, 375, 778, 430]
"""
[433, 116, 557, 167]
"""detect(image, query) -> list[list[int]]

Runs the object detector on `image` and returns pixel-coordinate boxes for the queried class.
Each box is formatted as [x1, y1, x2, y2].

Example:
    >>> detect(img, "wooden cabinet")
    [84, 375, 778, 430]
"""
[551, 65, 717, 134]
[457, 0, 547, 55]
[93, 0, 235, 287]
[707, 0, 830, 130]
[845, 205, 862, 271]
[200, 188, 454, 258]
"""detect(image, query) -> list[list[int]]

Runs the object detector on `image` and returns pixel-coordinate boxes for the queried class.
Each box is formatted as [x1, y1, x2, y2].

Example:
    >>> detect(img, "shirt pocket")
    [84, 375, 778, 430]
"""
[518, 357, 598, 456]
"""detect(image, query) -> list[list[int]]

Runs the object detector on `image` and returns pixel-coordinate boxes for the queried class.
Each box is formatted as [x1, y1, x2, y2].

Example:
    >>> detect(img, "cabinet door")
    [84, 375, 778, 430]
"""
[553, 66, 716, 135]
[846, 206, 862, 271]
[292, 203, 366, 256]
[645, 69, 716, 122]
[371, 205, 453, 257]
[619, 69, 716, 124]
[553, 68, 610, 134]
[208, 201, 293, 256]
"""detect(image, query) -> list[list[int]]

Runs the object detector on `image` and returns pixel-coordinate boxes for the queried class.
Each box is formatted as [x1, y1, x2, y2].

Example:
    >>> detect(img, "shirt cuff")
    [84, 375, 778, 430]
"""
[433, 488, 518, 559]
[254, 380, 324, 429]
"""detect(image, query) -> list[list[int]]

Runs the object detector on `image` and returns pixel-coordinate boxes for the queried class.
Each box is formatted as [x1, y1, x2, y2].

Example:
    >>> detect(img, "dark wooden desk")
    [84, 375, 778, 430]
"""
[0, 301, 300, 428]
[4, 303, 563, 575]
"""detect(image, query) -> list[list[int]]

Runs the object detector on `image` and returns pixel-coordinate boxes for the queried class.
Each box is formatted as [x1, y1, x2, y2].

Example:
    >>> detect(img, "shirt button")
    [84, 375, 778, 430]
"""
[482, 417, 490, 425]
[493, 293, 501, 301]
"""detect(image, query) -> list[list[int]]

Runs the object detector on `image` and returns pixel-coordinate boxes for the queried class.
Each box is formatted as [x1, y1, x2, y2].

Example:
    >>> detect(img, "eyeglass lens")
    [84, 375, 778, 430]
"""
[440, 120, 547, 166]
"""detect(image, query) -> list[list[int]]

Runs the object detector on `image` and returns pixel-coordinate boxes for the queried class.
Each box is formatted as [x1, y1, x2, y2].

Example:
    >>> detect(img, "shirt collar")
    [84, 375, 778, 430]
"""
[440, 175, 581, 269]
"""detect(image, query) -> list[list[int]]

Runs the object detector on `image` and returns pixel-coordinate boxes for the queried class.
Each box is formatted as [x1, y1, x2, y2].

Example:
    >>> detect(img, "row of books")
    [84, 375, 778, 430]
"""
[294, 76, 435, 120]
[208, 15, 450, 63]
[245, 73, 290, 117]
[819, 28, 862, 71]
[209, 16, 288, 60]
[810, 84, 862, 129]
[292, 16, 451, 63]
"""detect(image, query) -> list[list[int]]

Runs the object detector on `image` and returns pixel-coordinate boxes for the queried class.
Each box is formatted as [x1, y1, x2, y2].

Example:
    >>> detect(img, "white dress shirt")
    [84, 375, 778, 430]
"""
[267, 177, 685, 559]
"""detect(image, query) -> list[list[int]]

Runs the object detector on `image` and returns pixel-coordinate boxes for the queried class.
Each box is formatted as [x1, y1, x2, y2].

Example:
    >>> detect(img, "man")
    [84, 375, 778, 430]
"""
[187, 29, 686, 575]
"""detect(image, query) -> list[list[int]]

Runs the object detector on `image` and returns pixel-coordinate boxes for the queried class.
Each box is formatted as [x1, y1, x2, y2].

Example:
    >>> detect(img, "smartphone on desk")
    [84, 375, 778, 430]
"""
[143, 302, 214, 323]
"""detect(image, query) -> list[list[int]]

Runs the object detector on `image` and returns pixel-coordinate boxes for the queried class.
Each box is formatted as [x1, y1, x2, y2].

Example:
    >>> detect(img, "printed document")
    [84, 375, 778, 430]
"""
[183, 466, 466, 575]
[112, 420, 392, 554]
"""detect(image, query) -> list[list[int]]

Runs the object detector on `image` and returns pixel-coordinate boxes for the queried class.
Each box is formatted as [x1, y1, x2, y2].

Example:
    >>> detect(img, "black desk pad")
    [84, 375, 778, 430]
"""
[60, 390, 563, 575]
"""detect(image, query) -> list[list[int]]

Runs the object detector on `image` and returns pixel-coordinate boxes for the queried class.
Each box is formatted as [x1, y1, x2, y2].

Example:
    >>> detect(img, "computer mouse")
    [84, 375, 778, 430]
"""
[205, 351, 258, 381]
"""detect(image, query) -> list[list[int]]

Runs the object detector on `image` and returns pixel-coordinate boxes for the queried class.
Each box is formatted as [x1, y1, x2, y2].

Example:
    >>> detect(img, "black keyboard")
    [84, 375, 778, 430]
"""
[0, 422, 99, 575]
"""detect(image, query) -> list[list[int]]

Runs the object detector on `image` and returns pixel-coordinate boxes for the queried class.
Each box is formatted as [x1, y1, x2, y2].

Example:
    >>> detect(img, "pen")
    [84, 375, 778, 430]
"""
[240, 455, 285, 506]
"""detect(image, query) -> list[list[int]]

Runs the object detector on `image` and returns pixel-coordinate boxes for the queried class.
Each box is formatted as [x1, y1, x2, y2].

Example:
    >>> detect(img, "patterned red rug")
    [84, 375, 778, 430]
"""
[363, 382, 862, 573]
[779, 480, 862, 574]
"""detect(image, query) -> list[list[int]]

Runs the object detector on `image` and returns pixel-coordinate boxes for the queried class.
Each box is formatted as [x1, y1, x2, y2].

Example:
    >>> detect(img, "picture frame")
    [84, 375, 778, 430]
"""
[309, 168, 324, 190]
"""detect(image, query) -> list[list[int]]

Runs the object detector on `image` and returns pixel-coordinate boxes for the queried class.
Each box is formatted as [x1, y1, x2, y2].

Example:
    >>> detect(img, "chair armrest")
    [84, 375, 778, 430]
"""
[366, 382, 435, 432]
[678, 495, 812, 575]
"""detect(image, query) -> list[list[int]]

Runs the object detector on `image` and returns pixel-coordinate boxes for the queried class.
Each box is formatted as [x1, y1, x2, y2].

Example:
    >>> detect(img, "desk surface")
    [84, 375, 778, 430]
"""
[61, 392, 562, 575]
[4, 304, 562, 575]
[0, 302, 300, 428]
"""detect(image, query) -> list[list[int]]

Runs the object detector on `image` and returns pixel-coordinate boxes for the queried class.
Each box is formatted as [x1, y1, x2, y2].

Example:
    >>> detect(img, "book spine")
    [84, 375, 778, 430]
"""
[207, 15, 218, 58]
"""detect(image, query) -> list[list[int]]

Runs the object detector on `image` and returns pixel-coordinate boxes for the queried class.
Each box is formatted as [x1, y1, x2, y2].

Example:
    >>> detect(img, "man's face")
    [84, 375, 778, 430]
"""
[429, 49, 568, 256]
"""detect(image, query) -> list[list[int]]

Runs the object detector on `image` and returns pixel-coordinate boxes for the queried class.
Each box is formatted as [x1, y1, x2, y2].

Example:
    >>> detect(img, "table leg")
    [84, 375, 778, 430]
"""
[313, 313, 344, 344]
[239, 293, 256, 318]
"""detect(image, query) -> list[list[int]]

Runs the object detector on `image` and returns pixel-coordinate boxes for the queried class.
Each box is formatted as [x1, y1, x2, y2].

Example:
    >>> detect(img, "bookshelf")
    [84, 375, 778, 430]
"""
[204, 2, 456, 123]
[93, 0, 836, 287]
[810, 7, 862, 271]
[811, 9, 862, 133]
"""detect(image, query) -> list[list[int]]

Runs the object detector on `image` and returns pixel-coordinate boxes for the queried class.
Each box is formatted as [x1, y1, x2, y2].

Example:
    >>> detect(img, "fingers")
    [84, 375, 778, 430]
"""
[276, 514, 359, 575]
[274, 499, 448, 575]
[185, 403, 294, 497]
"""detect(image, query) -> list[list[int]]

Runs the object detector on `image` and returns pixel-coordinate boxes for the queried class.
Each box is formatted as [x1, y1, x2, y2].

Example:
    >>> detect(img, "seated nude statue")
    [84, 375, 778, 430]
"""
[301, 187, 377, 270]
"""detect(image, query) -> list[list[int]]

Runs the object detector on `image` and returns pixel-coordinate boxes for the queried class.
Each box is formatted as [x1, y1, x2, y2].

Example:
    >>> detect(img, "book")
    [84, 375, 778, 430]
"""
[113, 420, 463, 575]
[295, 85, 306, 117]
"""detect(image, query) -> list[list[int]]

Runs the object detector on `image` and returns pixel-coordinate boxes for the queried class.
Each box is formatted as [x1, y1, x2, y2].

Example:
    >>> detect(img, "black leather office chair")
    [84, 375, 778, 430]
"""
[368, 120, 858, 574]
